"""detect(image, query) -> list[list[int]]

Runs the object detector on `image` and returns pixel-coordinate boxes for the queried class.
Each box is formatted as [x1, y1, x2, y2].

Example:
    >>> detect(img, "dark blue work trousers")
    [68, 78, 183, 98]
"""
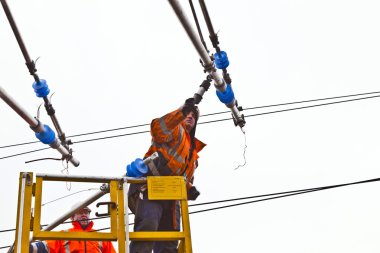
[129, 192, 180, 253]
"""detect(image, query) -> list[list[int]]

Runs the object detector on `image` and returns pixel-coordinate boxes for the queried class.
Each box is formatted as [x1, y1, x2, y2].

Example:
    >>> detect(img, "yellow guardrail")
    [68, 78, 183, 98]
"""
[14, 172, 192, 253]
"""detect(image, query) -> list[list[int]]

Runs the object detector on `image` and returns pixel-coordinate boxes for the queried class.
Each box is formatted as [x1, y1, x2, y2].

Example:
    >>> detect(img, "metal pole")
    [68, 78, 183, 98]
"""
[15, 173, 28, 253]
[0, 86, 80, 166]
[168, 0, 212, 67]
[0, 87, 41, 129]
[123, 180, 130, 253]
[36, 173, 147, 183]
[42, 188, 108, 232]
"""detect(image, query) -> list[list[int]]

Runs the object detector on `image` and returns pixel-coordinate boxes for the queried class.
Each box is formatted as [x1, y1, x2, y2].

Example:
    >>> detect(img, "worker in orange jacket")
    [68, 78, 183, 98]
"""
[29, 206, 116, 253]
[129, 98, 206, 253]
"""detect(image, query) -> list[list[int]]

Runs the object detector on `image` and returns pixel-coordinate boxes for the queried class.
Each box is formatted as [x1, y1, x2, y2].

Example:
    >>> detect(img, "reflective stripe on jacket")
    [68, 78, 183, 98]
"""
[46, 221, 116, 253]
[145, 108, 206, 188]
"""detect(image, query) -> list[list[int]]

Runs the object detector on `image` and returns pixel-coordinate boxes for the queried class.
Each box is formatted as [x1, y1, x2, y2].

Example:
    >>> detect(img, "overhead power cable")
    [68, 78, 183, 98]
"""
[189, 178, 379, 214]
[1, 176, 380, 237]
[0, 147, 49, 160]
[1, 93, 379, 161]
[1, 91, 378, 150]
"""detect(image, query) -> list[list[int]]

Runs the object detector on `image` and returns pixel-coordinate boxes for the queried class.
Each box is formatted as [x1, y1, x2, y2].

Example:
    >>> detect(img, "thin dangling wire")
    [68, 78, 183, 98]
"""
[61, 159, 71, 191]
[234, 132, 247, 170]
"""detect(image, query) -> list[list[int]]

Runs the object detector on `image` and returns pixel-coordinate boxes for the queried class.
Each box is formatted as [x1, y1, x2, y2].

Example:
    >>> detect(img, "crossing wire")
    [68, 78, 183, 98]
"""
[1, 91, 379, 149]
[1, 93, 379, 161]
[1, 176, 379, 238]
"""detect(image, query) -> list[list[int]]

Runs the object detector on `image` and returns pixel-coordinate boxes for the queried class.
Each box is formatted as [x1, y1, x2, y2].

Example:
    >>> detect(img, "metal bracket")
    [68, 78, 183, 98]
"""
[95, 201, 117, 217]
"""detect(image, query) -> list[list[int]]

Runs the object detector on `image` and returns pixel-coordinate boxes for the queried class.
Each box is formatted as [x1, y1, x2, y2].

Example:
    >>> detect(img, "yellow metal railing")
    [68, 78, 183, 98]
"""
[14, 172, 193, 253]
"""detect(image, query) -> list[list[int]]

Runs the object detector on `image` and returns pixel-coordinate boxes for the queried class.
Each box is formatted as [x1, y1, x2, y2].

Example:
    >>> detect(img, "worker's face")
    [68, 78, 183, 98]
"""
[71, 208, 91, 227]
[184, 111, 196, 132]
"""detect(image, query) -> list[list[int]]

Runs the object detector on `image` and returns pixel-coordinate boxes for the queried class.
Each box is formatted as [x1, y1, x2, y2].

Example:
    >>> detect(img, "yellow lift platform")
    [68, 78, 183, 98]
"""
[13, 172, 193, 253]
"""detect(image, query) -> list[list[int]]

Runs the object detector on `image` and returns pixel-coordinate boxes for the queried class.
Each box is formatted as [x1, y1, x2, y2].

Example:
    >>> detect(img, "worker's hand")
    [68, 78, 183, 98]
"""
[187, 186, 200, 201]
[181, 98, 196, 116]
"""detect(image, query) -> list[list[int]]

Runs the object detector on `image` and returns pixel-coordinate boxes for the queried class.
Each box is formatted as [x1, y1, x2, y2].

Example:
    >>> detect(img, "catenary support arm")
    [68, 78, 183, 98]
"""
[167, 0, 245, 129]
[1, 0, 70, 145]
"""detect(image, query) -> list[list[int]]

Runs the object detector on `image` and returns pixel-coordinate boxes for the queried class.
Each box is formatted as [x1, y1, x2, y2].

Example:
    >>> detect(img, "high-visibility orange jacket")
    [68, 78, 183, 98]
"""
[46, 221, 116, 253]
[145, 108, 206, 189]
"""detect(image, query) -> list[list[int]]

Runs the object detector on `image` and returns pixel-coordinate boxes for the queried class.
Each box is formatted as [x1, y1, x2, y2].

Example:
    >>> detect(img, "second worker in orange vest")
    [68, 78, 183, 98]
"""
[29, 206, 116, 253]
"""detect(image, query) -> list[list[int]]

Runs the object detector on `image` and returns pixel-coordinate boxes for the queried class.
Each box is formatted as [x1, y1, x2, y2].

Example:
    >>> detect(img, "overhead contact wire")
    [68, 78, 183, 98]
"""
[1, 94, 379, 160]
[1, 91, 379, 149]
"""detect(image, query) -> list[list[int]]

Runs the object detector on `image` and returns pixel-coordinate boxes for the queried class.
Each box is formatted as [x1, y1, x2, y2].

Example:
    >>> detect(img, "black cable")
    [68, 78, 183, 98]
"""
[2, 176, 380, 236]
[25, 176, 380, 240]
[0, 123, 151, 149]
[242, 94, 380, 119]
[25, 157, 62, 163]
[73, 130, 149, 144]
[202, 90, 380, 117]
[0, 140, 39, 149]
[1, 91, 379, 150]
[0, 147, 49, 160]
[198, 0, 220, 52]
[189, 189, 319, 214]
[1, 93, 379, 161]
[0, 177, 378, 247]
[42, 188, 99, 206]
[190, 177, 380, 214]
[197, 94, 380, 125]
[188, 0, 209, 52]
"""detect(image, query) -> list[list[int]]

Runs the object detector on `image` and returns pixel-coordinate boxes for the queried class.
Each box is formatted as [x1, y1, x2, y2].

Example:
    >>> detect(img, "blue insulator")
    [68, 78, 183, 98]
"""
[35, 124, 56, 145]
[214, 51, 229, 69]
[32, 79, 50, 97]
[126, 158, 149, 177]
[216, 84, 235, 105]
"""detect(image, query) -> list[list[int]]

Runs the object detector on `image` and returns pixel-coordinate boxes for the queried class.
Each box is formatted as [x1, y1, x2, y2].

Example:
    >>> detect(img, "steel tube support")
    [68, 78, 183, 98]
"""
[0, 86, 80, 166]
[42, 188, 107, 232]
[0, 86, 40, 128]
[36, 173, 147, 183]
[168, 0, 212, 67]
[168, 0, 224, 90]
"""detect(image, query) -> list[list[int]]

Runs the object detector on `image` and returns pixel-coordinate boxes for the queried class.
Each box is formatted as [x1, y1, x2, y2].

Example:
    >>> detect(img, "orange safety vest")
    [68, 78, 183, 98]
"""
[46, 221, 116, 253]
[145, 108, 206, 188]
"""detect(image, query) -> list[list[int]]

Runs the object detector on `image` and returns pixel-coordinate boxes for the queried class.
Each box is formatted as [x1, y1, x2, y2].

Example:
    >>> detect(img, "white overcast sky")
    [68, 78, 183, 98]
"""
[1, 1, 380, 252]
